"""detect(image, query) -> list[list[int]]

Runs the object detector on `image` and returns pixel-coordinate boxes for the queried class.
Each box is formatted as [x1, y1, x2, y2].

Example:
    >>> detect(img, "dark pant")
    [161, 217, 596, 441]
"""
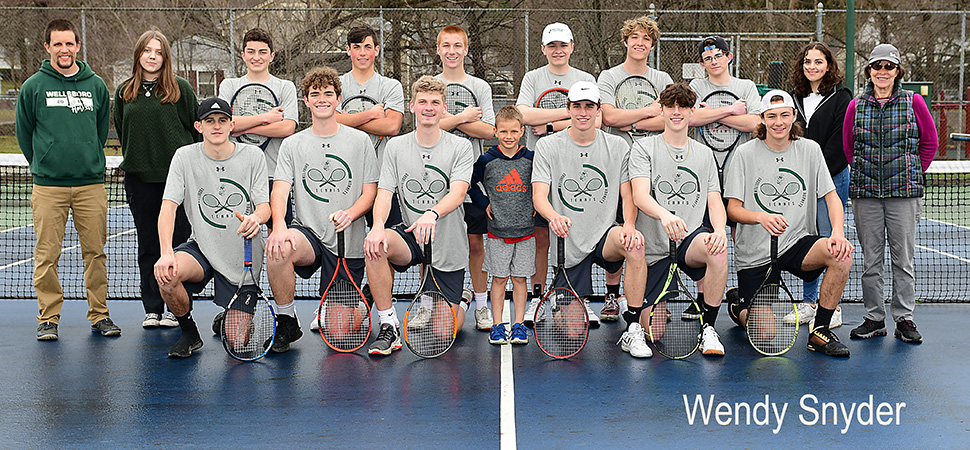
[125, 174, 191, 314]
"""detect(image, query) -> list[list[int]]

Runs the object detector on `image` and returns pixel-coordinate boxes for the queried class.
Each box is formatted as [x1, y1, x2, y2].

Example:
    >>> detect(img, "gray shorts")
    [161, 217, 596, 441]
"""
[483, 236, 536, 279]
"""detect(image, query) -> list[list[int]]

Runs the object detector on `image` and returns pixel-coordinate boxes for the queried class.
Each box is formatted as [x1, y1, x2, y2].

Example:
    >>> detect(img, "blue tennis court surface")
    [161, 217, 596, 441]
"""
[1, 299, 967, 448]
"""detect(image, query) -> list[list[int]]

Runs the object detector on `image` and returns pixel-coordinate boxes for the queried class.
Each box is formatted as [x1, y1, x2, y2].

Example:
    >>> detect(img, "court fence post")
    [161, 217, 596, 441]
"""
[229, 8, 236, 78]
[815, 3, 824, 42]
[524, 10, 529, 73]
[649, 4, 657, 69]
[81, 7, 86, 62]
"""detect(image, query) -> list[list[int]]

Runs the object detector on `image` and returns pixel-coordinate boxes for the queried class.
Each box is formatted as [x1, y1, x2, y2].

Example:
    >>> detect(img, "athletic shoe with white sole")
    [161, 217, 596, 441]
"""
[509, 322, 529, 345]
[618, 322, 652, 358]
[142, 313, 161, 328]
[523, 297, 541, 327]
[489, 323, 508, 344]
[368, 323, 402, 356]
[407, 307, 432, 329]
[783, 302, 815, 325]
[699, 324, 725, 356]
[600, 293, 620, 321]
[475, 306, 492, 331]
[583, 299, 600, 325]
[159, 312, 179, 327]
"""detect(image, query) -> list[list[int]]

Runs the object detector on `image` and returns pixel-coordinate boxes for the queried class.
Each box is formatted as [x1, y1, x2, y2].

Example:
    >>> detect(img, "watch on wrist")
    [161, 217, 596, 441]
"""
[546, 122, 554, 134]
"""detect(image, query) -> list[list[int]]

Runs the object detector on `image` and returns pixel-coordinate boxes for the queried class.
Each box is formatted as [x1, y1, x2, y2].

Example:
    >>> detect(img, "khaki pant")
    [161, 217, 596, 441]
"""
[31, 184, 109, 324]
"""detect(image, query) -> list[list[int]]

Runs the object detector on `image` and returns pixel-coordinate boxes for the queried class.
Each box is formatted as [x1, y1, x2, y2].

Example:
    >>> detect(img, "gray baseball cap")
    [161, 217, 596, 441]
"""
[868, 44, 900, 65]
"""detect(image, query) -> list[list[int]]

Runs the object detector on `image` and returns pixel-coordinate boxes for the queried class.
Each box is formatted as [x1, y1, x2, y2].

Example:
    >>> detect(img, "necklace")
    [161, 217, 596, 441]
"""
[142, 80, 157, 97]
[662, 135, 690, 163]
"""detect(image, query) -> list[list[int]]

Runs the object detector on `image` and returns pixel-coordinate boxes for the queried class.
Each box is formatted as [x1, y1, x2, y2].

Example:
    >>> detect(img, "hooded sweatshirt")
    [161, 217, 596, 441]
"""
[16, 59, 110, 186]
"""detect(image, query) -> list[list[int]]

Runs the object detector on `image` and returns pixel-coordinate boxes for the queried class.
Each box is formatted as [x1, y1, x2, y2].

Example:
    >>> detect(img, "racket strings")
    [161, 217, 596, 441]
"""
[321, 279, 371, 351]
[534, 289, 587, 358]
[651, 280, 704, 359]
[747, 285, 796, 355]
[223, 292, 276, 361]
[404, 290, 455, 358]
[536, 91, 568, 110]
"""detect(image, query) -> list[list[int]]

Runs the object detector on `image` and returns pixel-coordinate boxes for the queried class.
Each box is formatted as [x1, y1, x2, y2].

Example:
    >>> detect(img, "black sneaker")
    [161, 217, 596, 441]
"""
[212, 310, 226, 336]
[271, 314, 303, 353]
[849, 318, 887, 339]
[91, 318, 122, 336]
[807, 325, 850, 358]
[37, 322, 58, 341]
[894, 319, 922, 344]
[682, 302, 702, 320]
[168, 333, 203, 358]
[368, 323, 402, 356]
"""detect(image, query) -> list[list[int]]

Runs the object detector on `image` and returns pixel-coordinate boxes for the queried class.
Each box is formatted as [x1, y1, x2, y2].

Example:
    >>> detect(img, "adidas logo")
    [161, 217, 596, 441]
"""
[495, 169, 528, 192]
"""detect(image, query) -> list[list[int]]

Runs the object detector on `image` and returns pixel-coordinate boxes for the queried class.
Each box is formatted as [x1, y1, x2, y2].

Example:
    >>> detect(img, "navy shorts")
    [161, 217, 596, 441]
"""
[290, 225, 365, 296]
[463, 202, 487, 235]
[365, 193, 404, 229]
[175, 240, 249, 309]
[737, 235, 825, 301]
[644, 226, 709, 304]
[267, 180, 293, 230]
[555, 228, 625, 297]
[389, 224, 466, 304]
[702, 196, 737, 229]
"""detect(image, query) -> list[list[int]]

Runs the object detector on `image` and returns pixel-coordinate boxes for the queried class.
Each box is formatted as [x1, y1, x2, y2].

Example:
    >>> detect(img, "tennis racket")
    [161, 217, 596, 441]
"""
[318, 231, 372, 352]
[445, 83, 478, 140]
[230, 83, 280, 150]
[535, 87, 569, 110]
[646, 240, 704, 359]
[747, 235, 798, 356]
[342, 95, 383, 150]
[221, 237, 277, 361]
[614, 75, 659, 138]
[534, 236, 589, 359]
[697, 90, 743, 175]
[403, 240, 457, 358]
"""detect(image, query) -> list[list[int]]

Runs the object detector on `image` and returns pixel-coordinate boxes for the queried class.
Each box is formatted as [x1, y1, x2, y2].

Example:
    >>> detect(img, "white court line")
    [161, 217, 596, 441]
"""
[0, 228, 136, 271]
[847, 221, 970, 265]
[500, 298, 517, 450]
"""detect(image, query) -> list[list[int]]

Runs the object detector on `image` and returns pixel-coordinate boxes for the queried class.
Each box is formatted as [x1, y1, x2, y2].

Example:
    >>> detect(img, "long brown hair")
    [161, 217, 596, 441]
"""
[790, 42, 843, 98]
[121, 30, 180, 104]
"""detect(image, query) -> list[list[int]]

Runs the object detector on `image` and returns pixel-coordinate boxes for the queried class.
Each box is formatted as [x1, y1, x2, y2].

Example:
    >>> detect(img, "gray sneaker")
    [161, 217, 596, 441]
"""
[91, 318, 122, 337]
[37, 322, 58, 341]
[159, 312, 179, 327]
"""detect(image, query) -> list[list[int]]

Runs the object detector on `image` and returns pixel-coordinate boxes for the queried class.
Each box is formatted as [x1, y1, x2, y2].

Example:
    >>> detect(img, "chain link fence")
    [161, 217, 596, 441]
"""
[0, 5, 966, 154]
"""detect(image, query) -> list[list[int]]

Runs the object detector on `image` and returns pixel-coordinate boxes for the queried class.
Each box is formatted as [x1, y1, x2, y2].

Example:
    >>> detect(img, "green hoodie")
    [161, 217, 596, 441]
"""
[16, 59, 110, 186]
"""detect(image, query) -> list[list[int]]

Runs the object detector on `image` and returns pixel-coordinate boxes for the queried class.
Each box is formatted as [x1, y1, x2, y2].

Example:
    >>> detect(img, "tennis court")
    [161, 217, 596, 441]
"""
[3, 157, 970, 447]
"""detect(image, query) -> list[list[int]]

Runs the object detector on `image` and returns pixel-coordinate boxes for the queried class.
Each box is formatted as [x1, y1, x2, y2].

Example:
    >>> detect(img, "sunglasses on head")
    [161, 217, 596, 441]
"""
[870, 62, 897, 71]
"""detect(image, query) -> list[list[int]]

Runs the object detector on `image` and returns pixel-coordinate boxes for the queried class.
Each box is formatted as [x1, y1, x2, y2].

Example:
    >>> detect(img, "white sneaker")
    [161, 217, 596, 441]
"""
[159, 312, 178, 327]
[830, 307, 843, 329]
[699, 324, 725, 356]
[783, 302, 816, 325]
[475, 306, 492, 331]
[583, 299, 600, 325]
[408, 307, 432, 329]
[618, 322, 652, 358]
[142, 313, 160, 328]
[523, 297, 541, 326]
[309, 305, 323, 331]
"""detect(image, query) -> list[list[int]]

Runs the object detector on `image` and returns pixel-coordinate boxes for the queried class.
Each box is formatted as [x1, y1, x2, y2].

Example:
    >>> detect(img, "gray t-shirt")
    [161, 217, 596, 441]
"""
[723, 138, 835, 269]
[630, 135, 721, 265]
[434, 73, 495, 158]
[533, 129, 631, 268]
[515, 66, 595, 150]
[163, 142, 270, 285]
[218, 75, 299, 177]
[338, 71, 406, 168]
[598, 65, 675, 146]
[378, 131, 474, 272]
[688, 77, 762, 172]
[274, 126, 379, 259]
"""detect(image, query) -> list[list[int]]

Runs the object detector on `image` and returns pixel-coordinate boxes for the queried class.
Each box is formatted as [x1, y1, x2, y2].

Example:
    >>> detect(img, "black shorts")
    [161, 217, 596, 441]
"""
[175, 240, 248, 309]
[737, 235, 825, 301]
[365, 193, 403, 229]
[463, 202, 487, 235]
[702, 196, 737, 229]
[534, 214, 549, 228]
[290, 225, 365, 296]
[389, 224, 466, 304]
[644, 226, 709, 304]
[555, 228, 625, 297]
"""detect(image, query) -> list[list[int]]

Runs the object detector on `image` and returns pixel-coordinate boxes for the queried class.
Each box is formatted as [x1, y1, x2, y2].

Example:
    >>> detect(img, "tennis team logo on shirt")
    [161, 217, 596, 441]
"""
[197, 178, 252, 229]
[496, 169, 528, 192]
[656, 166, 701, 208]
[302, 154, 353, 203]
[754, 168, 807, 214]
[558, 164, 608, 212]
[402, 164, 449, 214]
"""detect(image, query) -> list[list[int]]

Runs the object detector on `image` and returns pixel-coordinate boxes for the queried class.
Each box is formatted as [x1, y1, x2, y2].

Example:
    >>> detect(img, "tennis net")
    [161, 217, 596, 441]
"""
[2, 154, 969, 302]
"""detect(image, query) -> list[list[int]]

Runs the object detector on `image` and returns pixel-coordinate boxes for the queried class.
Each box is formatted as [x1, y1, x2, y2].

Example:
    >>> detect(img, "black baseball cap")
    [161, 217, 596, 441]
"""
[697, 35, 730, 58]
[197, 97, 232, 120]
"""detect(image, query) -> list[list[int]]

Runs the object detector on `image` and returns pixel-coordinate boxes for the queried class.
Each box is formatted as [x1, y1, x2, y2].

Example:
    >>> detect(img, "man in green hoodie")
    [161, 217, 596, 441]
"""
[16, 19, 118, 341]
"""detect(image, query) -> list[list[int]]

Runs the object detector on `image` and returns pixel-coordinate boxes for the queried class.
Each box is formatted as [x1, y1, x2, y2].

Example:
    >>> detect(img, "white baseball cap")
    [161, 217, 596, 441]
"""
[760, 90, 795, 113]
[542, 23, 573, 45]
[568, 81, 600, 103]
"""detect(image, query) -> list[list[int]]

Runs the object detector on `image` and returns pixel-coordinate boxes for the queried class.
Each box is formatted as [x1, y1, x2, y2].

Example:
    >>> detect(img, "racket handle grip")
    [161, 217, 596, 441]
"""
[557, 236, 565, 267]
[770, 235, 778, 260]
[337, 231, 345, 259]
[244, 238, 253, 267]
[669, 239, 677, 260]
[424, 241, 433, 266]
